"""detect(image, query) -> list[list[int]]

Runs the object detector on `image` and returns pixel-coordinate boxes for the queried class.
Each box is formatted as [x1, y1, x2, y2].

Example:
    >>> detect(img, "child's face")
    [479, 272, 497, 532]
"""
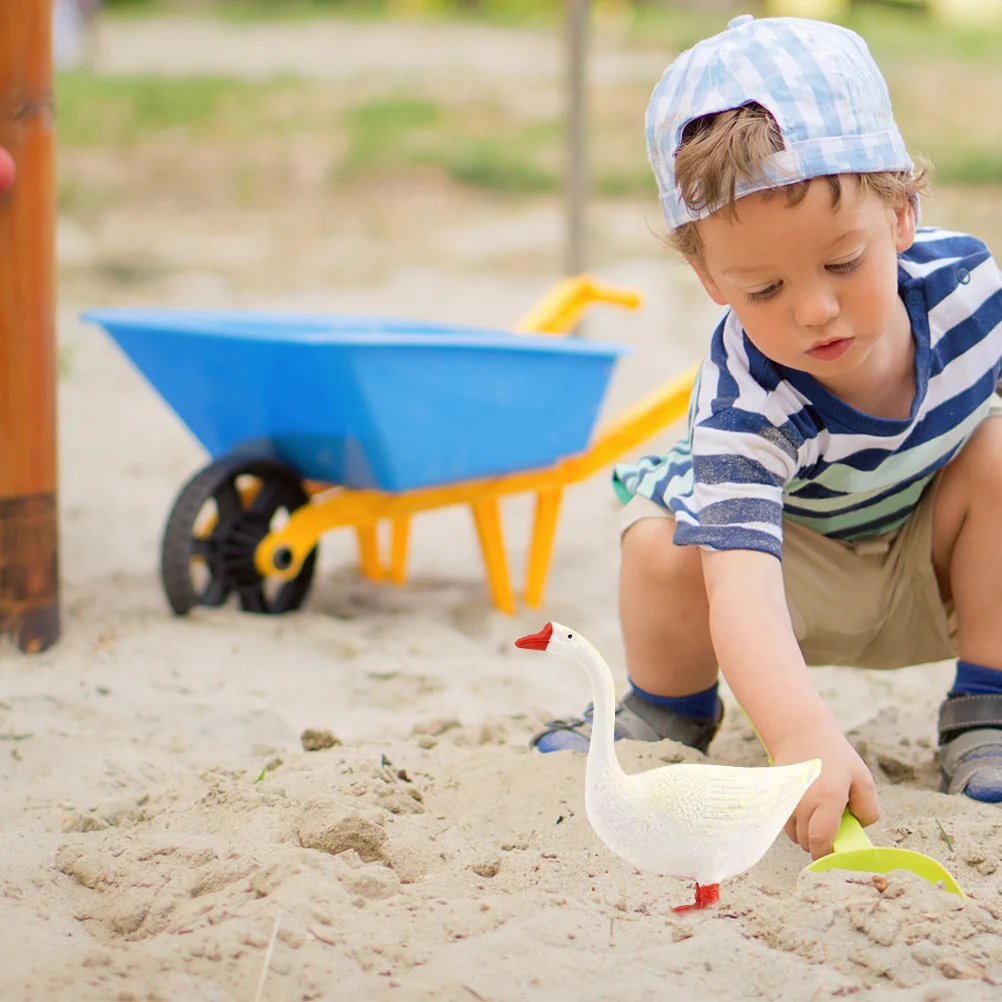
[690, 177, 916, 387]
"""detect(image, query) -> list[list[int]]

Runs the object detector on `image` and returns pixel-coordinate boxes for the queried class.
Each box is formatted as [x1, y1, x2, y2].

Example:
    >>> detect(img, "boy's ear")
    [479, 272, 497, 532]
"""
[893, 197, 917, 254]
[689, 259, 729, 307]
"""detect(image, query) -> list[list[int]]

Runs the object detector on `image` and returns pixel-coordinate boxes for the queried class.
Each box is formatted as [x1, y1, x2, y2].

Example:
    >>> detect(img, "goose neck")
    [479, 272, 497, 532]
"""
[575, 642, 625, 785]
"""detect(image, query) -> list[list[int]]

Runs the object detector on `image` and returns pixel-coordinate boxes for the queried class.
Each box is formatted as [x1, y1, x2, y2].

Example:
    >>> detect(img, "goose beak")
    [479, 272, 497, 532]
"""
[515, 622, 553, 651]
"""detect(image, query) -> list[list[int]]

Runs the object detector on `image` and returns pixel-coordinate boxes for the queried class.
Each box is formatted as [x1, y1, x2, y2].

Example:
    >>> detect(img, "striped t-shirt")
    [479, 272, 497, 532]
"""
[613, 227, 1002, 560]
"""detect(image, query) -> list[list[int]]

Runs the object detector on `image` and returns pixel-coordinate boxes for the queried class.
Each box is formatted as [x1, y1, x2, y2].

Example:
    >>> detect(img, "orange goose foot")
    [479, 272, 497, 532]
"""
[672, 882, 720, 912]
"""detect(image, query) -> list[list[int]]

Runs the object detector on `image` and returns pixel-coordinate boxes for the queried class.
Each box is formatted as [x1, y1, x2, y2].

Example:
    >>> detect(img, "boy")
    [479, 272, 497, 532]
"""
[532, 15, 1002, 861]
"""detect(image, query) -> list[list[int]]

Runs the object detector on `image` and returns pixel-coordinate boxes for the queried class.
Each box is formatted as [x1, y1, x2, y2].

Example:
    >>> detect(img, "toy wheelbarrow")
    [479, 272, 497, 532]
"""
[83, 278, 695, 617]
[804, 808, 965, 898]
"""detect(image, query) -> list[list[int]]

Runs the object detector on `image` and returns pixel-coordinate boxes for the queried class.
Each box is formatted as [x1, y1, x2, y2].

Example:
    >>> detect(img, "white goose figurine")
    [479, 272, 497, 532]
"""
[516, 622, 821, 911]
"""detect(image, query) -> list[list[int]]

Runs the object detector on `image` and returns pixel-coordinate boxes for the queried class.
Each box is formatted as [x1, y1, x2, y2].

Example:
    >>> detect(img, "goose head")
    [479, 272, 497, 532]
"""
[515, 621, 587, 656]
[515, 622, 615, 718]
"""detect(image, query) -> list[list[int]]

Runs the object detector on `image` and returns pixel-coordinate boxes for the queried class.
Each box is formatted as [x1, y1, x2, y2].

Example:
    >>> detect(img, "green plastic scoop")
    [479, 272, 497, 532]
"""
[747, 718, 965, 897]
[803, 808, 966, 899]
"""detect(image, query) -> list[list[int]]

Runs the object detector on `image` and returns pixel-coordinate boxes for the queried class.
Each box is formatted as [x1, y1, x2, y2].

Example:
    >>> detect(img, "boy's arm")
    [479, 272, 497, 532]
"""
[700, 546, 880, 858]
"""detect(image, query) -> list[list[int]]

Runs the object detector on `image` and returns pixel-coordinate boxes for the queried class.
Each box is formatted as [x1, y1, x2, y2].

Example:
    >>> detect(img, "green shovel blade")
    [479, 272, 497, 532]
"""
[804, 809, 965, 899]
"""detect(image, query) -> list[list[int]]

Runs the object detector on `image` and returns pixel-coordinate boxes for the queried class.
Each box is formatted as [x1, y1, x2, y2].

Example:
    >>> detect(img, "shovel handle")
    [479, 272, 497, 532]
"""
[831, 808, 874, 853]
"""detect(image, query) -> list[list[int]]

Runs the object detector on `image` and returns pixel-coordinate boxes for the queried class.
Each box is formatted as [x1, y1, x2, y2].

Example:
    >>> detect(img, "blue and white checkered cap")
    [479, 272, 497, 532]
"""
[647, 14, 914, 231]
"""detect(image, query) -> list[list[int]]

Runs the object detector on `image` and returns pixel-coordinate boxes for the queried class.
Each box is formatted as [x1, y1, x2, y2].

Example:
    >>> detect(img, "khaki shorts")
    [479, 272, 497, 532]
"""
[620, 479, 955, 669]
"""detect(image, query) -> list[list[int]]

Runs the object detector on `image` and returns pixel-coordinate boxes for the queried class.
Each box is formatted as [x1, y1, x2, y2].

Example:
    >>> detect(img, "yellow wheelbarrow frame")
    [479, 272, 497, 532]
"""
[247, 275, 698, 614]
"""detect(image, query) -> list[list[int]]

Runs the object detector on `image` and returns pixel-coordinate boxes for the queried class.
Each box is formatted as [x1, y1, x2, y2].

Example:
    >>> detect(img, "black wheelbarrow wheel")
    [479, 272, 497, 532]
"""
[161, 456, 318, 616]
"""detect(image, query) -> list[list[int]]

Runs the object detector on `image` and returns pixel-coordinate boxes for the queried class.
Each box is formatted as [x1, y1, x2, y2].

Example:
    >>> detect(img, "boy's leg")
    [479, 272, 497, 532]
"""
[531, 499, 722, 753]
[618, 515, 719, 698]
[931, 415, 1002, 801]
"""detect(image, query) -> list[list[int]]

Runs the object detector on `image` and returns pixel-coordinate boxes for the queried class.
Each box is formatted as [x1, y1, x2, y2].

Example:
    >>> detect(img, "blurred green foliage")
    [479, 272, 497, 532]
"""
[100, 0, 571, 25]
[441, 126, 563, 194]
[102, 0, 565, 10]
[340, 96, 565, 193]
[56, 73, 258, 145]
[341, 97, 443, 176]
[60, 0, 1002, 195]
[98, 0, 1002, 58]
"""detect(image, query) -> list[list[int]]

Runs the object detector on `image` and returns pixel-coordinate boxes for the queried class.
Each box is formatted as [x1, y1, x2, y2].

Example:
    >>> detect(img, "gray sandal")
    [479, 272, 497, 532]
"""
[531, 689, 723, 754]
[938, 694, 1002, 802]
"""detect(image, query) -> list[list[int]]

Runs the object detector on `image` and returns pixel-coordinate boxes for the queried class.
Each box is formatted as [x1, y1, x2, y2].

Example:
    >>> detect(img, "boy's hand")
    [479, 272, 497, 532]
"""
[771, 723, 880, 859]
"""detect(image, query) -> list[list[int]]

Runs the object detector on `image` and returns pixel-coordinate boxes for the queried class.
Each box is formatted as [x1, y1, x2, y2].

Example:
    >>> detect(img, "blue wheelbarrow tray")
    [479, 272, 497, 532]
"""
[82, 308, 632, 492]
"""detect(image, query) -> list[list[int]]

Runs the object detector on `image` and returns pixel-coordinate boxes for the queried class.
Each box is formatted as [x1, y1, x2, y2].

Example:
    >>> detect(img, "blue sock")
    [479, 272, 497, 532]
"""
[950, 660, 1002, 697]
[630, 679, 720, 721]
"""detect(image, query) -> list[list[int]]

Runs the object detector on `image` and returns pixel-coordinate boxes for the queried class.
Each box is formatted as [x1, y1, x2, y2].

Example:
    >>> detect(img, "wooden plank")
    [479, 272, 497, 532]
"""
[0, 1, 60, 653]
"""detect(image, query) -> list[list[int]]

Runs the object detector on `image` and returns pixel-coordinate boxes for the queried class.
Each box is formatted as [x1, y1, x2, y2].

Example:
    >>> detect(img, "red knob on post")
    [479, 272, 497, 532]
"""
[0, 147, 14, 194]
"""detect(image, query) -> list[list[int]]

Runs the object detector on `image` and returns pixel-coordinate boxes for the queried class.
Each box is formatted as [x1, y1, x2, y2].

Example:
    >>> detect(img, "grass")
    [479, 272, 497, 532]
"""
[101, 0, 1002, 52]
[91, 255, 173, 285]
[339, 97, 564, 192]
[443, 138, 559, 194]
[55, 72, 294, 146]
[622, 1, 1002, 62]
[339, 96, 443, 177]
[56, 67, 1002, 199]
[936, 817, 954, 852]
[102, 0, 367, 18]
[57, 2, 1002, 198]
[935, 151, 1002, 187]
[847, 3, 1002, 62]
[101, 0, 568, 28]
[55, 74, 571, 194]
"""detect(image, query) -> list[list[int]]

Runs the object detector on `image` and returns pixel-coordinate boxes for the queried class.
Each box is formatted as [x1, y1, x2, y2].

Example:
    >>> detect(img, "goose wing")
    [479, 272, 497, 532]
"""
[625, 759, 821, 883]
[638, 759, 822, 834]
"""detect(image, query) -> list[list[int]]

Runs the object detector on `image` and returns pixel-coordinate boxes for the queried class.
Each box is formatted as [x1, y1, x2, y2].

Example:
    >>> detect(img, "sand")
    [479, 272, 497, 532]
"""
[4, 13, 1002, 1002]
[3, 260, 1001, 1002]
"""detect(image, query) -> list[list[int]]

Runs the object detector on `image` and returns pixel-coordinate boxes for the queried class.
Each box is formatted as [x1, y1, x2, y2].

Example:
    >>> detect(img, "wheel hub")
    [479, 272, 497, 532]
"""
[216, 511, 271, 587]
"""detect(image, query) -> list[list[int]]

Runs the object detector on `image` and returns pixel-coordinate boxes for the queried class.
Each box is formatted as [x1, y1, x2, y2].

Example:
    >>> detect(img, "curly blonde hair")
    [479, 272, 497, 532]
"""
[670, 102, 931, 261]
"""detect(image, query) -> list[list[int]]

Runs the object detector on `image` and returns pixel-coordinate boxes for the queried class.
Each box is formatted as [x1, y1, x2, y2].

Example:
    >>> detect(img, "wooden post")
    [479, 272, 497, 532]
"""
[0, 2, 60, 653]
[565, 0, 588, 280]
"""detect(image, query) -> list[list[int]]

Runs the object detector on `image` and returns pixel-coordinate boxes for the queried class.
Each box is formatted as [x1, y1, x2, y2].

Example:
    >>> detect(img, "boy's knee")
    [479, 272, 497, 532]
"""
[621, 516, 703, 587]
[954, 416, 1002, 492]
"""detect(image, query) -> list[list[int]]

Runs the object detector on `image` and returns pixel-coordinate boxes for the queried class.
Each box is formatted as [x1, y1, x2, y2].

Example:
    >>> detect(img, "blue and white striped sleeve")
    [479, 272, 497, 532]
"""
[671, 329, 805, 559]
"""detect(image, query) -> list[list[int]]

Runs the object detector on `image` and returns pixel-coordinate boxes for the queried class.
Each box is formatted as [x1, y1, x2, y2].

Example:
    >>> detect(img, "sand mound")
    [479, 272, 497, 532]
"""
[0, 728, 990, 1001]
